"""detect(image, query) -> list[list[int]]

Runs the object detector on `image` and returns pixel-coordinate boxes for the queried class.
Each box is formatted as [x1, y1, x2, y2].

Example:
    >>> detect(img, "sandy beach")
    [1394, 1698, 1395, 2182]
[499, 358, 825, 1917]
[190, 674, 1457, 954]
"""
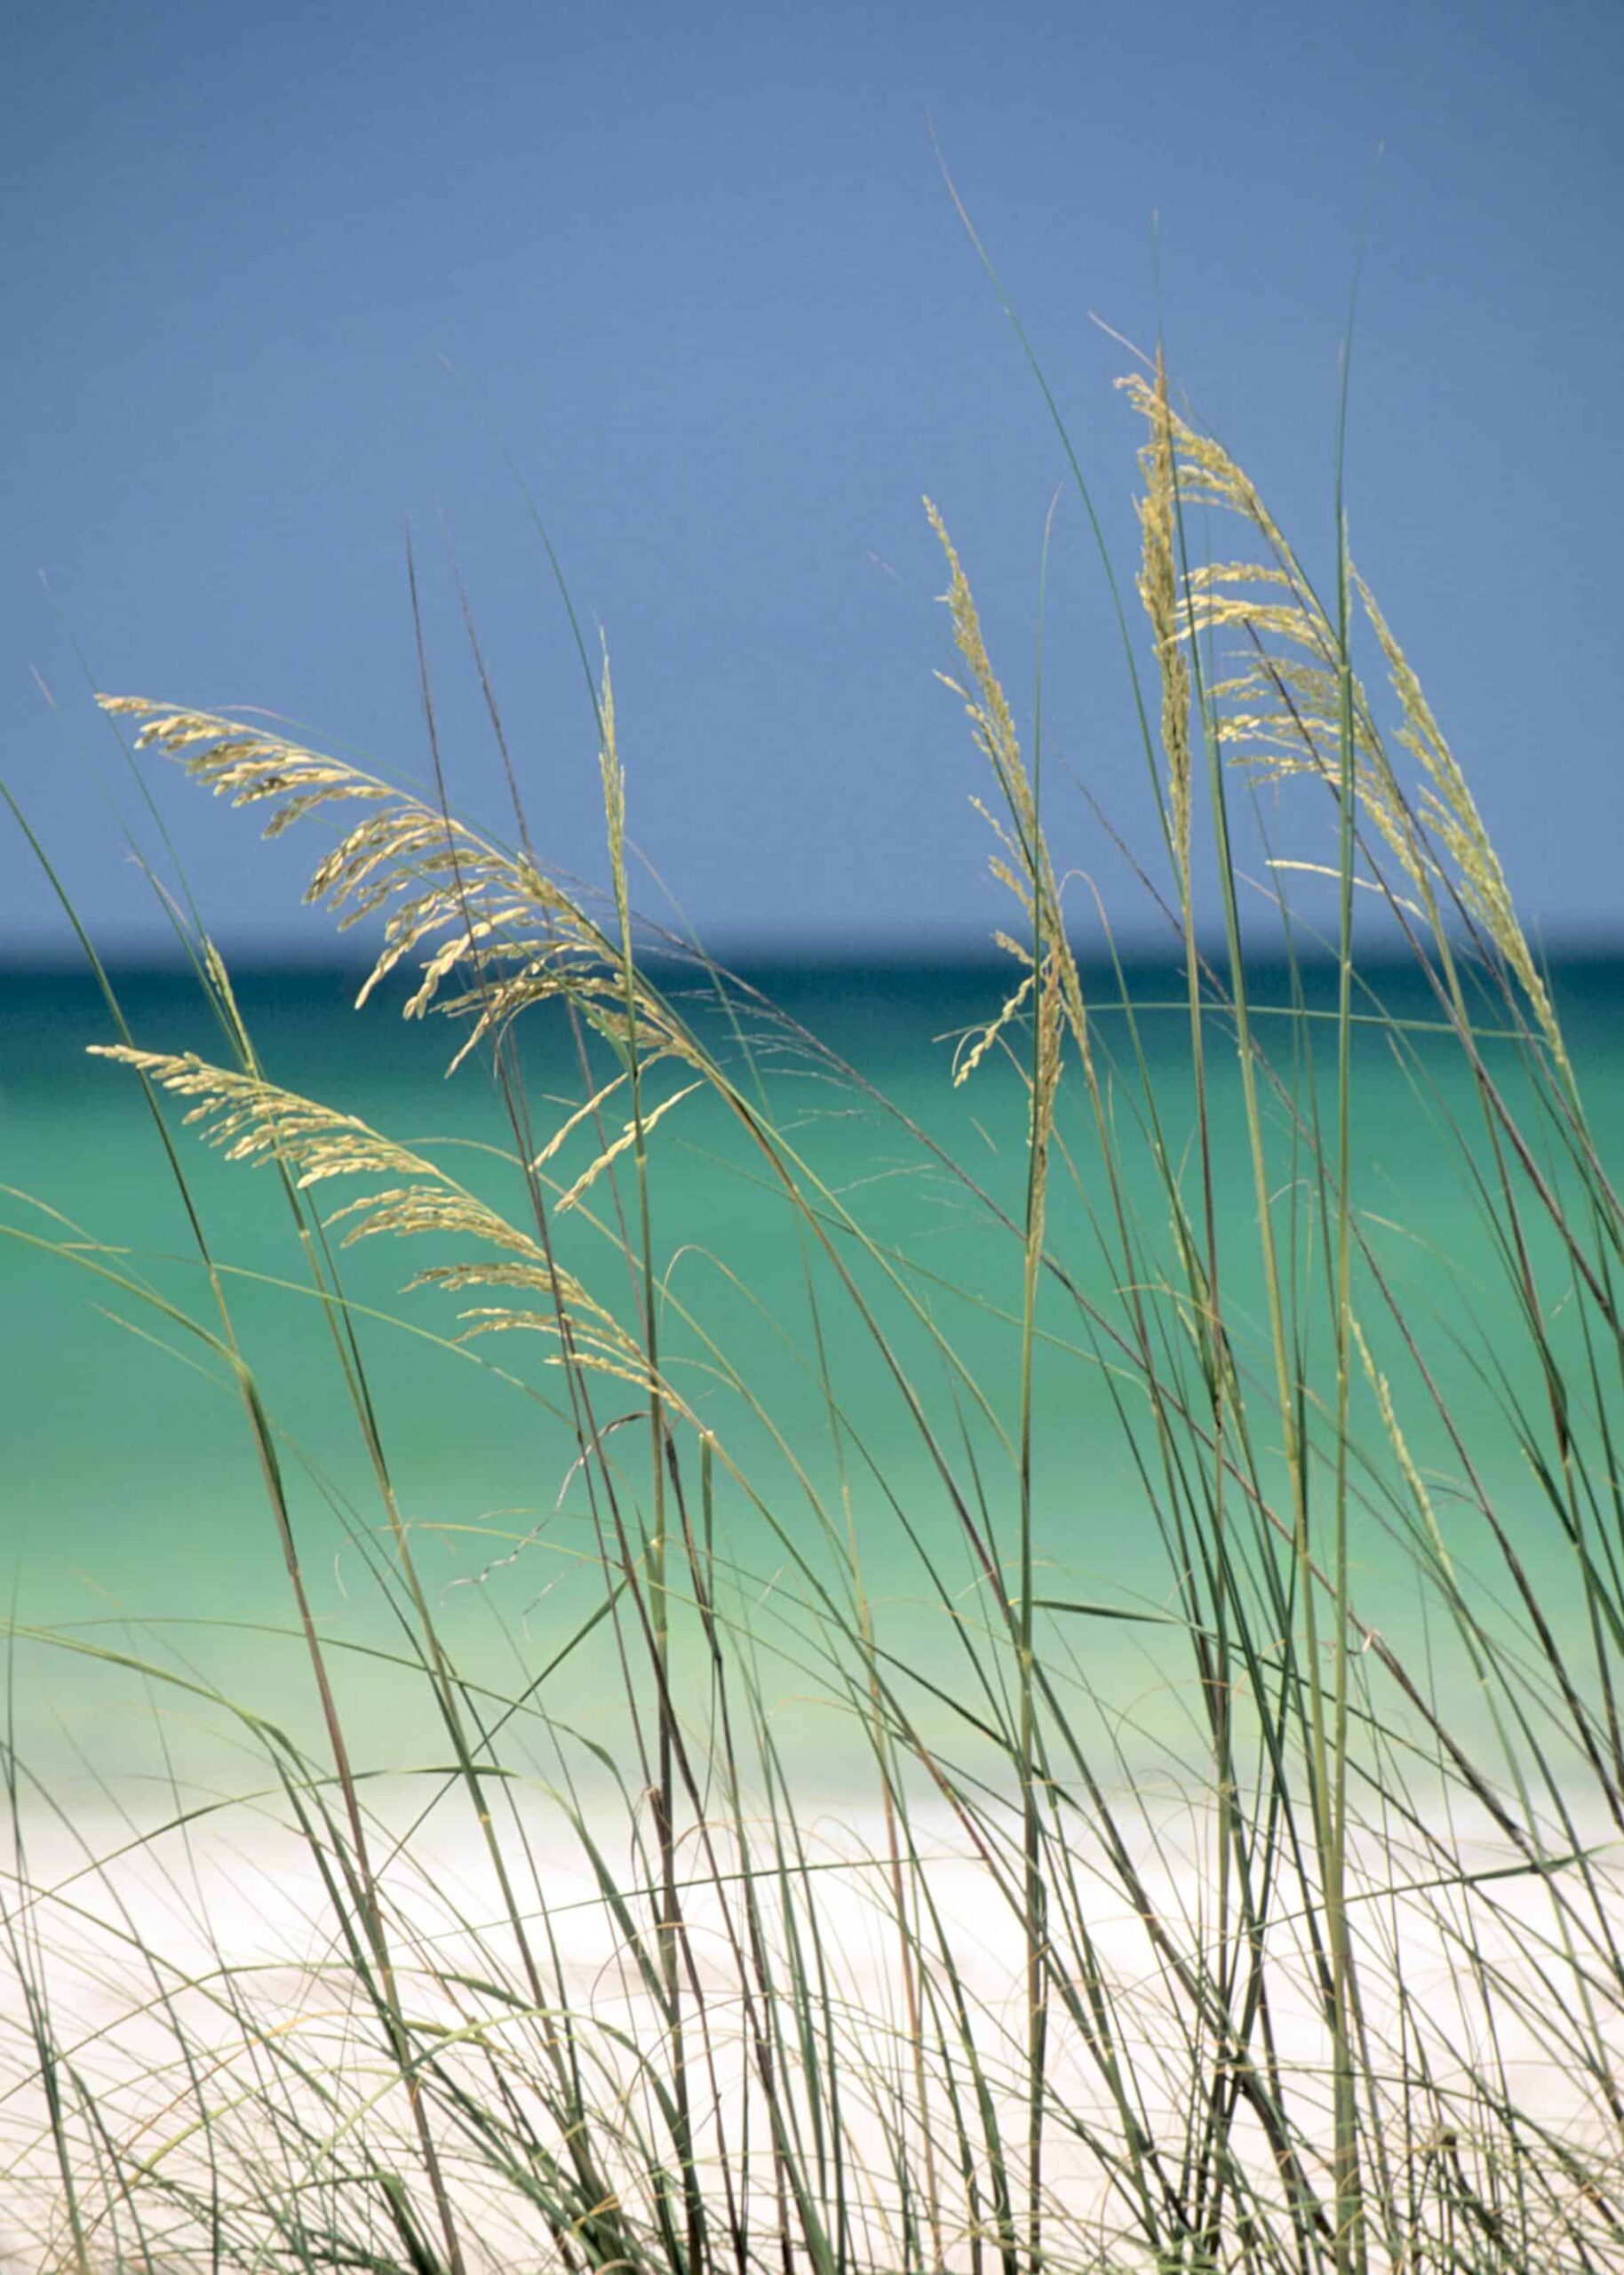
[8, 1775, 1619, 2271]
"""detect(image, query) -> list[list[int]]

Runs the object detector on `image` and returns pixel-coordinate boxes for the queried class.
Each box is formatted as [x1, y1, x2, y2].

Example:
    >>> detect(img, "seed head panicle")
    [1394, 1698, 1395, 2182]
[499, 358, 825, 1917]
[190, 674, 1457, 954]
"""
[98, 695, 694, 1076]
[553, 1082, 702, 1214]
[952, 968, 1039, 1089]
[597, 651, 631, 947]
[1116, 386, 1563, 1070]
[87, 1049, 438, 1185]
[1134, 353, 1194, 890]
[925, 502, 1029, 833]
[1354, 576, 1569, 1075]
[926, 503, 1095, 1080]
[1116, 374, 1302, 579]
[89, 1047, 541, 1264]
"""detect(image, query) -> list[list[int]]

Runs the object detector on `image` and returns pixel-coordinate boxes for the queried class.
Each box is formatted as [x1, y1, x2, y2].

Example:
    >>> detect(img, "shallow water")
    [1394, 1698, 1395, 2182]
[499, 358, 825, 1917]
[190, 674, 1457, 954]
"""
[5, 952, 1621, 1777]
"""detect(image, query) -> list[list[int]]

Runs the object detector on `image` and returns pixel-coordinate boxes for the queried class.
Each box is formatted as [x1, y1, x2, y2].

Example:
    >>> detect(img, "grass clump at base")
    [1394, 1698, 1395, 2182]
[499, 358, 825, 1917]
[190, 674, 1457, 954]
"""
[4, 355, 1623, 2274]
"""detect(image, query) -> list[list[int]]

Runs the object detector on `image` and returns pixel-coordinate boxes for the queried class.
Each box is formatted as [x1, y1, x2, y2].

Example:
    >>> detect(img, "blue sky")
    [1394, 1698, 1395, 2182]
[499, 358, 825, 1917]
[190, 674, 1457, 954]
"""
[4, 0, 1620, 960]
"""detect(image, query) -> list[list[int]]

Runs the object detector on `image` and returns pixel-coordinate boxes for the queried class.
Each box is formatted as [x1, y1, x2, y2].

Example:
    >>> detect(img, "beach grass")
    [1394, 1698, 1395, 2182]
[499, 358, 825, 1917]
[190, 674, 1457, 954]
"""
[4, 353, 1623, 2273]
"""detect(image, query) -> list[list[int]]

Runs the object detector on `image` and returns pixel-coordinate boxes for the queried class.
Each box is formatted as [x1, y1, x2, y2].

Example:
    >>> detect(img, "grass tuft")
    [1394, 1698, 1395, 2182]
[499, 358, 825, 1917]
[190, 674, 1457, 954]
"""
[5, 359, 1623, 2274]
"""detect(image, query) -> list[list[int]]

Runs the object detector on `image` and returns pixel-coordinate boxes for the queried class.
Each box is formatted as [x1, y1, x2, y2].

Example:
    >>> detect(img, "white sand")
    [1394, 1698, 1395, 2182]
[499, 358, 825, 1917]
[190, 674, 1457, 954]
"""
[6, 1776, 1620, 2271]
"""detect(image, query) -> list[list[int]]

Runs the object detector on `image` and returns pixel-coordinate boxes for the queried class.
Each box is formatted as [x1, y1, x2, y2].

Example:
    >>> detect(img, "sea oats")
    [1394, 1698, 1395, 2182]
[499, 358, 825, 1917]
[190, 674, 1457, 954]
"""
[89, 1047, 542, 1266]
[1031, 945, 1064, 1170]
[1116, 371, 1302, 576]
[953, 968, 1038, 1088]
[1355, 573, 1569, 1074]
[453, 1306, 649, 1369]
[18, 355, 1620, 2275]
[86, 1048, 440, 1185]
[924, 503, 1029, 835]
[927, 504, 1095, 1075]
[553, 1082, 702, 1214]
[407, 1257, 625, 1339]
[528, 1074, 633, 1169]
[1118, 382, 1567, 1074]
[320, 1183, 543, 1256]
[1185, 560, 1298, 595]
[88, 1043, 675, 1394]
[452, 1328, 674, 1404]
[97, 694, 694, 1079]
[598, 652, 628, 932]
[1134, 354, 1193, 889]
[407, 1264, 657, 1391]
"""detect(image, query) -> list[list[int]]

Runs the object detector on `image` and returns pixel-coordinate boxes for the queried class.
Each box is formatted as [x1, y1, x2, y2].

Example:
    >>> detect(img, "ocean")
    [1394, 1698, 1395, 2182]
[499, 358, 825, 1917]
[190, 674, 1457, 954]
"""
[5, 952, 1621, 1781]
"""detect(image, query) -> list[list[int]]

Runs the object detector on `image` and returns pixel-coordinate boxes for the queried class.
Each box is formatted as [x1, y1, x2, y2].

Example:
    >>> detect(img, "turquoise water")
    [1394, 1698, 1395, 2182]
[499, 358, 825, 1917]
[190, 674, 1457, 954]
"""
[4, 954, 1622, 1777]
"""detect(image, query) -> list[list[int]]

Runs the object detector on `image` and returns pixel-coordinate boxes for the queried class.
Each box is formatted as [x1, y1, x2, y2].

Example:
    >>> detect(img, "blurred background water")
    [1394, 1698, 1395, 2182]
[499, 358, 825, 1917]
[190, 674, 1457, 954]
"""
[4, 952, 1621, 1782]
